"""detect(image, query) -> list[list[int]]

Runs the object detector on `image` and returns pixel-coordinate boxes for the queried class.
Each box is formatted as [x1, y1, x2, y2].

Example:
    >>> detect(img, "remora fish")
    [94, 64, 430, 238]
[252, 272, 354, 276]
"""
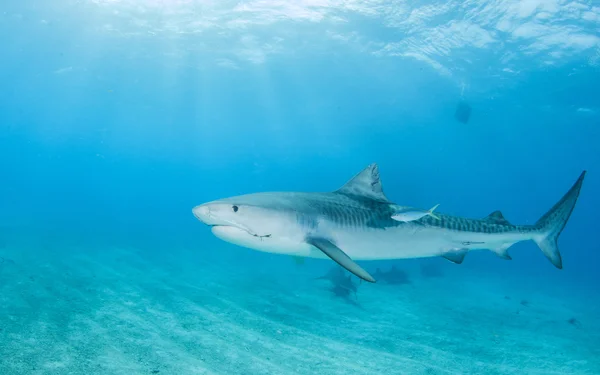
[391, 204, 440, 222]
[192, 163, 585, 283]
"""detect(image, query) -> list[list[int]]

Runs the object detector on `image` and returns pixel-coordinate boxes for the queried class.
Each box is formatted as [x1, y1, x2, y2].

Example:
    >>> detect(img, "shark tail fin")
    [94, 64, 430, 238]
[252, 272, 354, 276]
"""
[427, 204, 440, 220]
[532, 171, 586, 269]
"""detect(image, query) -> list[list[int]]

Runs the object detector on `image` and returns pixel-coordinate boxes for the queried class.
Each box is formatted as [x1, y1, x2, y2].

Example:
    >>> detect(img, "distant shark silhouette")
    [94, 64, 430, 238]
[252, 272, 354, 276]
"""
[193, 163, 586, 283]
[373, 265, 411, 285]
[314, 266, 346, 283]
[329, 283, 360, 307]
[315, 267, 358, 295]
[315, 266, 360, 305]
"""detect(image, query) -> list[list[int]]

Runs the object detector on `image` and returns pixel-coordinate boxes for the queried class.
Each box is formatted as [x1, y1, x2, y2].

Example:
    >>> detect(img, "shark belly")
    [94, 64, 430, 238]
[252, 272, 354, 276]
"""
[211, 225, 327, 258]
[326, 225, 528, 260]
[212, 221, 531, 262]
[329, 226, 448, 260]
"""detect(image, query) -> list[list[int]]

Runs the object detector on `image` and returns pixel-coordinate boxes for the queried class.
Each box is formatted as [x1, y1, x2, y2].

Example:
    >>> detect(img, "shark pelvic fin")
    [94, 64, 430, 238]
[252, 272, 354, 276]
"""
[483, 210, 511, 225]
[441, 249, 468, 264]
[335, 163, 390, 203]
[307, 237, 376, 283]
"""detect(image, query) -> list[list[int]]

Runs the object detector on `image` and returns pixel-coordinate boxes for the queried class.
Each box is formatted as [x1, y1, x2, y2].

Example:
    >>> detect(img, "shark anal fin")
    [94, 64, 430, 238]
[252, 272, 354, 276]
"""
[442, 249, 468, 264]
[307, 237, 376, 283]
[483, 210, 511, 225]
[491, 244, 513, 260]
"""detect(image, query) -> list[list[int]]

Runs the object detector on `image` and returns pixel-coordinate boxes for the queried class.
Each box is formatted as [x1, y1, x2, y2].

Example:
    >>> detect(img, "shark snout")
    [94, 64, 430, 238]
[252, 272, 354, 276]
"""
[192, 203, 234, 227]
[192, 204, 211, 224]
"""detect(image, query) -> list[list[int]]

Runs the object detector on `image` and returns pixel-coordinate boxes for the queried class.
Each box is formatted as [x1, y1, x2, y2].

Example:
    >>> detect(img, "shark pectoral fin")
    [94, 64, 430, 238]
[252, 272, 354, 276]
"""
[307, 237, 376, 283]
[441, 248, 468, 264]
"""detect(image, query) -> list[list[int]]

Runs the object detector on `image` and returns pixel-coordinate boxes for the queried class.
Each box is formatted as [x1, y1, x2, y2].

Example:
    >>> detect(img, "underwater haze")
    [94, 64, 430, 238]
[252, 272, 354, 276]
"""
[1, 0, 600, 374]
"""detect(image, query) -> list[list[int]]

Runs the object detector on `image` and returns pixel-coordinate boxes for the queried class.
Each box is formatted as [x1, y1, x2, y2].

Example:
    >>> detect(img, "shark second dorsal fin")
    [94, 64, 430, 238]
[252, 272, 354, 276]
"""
[483, 210, 511, 225]
[335, 163, 390, 202]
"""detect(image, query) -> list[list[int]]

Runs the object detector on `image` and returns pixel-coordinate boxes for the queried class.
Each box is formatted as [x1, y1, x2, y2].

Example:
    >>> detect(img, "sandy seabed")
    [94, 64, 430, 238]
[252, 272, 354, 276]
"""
[0, 242, 598, 375]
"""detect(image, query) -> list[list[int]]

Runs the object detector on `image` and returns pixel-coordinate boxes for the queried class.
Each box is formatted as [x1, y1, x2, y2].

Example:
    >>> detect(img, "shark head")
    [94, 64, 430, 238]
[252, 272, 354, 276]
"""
[191, 163, 391, 283]
[191, 163, 391, 262]
[192, 193, 309, 254]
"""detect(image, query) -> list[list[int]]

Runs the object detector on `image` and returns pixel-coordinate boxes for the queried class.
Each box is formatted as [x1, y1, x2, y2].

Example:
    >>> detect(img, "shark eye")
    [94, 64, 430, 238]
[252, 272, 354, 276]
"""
[232, 205, 239, 213]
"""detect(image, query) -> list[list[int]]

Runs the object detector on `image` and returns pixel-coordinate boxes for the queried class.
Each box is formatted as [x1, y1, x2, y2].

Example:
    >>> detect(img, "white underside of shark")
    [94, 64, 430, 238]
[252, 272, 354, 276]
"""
[210, 220, 526, 260]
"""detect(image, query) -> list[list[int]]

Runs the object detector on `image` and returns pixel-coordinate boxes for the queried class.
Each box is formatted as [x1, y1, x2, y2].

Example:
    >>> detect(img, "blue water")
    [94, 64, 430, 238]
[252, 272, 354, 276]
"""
[1, 1, 599, 374]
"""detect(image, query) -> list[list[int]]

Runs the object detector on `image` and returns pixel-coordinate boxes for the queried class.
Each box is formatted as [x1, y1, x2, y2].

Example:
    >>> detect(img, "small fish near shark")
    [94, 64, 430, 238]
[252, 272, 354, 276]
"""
[192, 163, 586, 283]
[391, 204, 440, 222]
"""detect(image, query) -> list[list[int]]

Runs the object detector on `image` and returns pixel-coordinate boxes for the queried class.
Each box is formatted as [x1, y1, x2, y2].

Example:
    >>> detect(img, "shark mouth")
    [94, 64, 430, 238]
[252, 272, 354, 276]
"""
[212, 225, 272, 240]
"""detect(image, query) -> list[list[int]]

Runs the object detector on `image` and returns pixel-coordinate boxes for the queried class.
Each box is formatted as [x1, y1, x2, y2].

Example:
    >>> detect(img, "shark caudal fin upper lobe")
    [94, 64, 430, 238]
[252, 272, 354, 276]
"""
[533, 171, 586, 269]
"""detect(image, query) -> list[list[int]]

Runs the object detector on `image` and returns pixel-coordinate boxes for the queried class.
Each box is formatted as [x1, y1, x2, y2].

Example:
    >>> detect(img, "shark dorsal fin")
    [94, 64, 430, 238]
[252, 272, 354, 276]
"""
[483, 210, 511, 225]
[335, 163, 390, 202]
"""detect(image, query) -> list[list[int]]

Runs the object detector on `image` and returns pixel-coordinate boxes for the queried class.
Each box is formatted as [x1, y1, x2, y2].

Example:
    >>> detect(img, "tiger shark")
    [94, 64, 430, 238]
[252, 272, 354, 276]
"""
[192, 164, 585, 283]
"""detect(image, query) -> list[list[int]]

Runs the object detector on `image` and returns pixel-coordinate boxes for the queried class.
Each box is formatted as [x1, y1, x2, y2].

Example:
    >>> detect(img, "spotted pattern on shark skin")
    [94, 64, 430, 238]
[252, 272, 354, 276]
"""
[295, 212, 319, 232]
[304, 194, 398, 231]
[321, 163, 534, 236]
[417, 214, 532, 235]
[305, 193, 534, 237]
[310, 192, 533, 236]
